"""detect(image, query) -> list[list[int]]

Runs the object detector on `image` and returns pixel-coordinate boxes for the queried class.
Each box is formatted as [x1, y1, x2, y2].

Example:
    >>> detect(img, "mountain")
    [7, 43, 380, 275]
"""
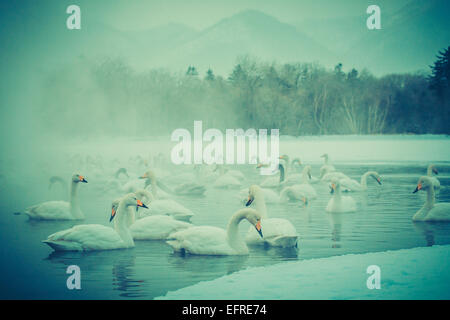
[149, 10, 337, 75]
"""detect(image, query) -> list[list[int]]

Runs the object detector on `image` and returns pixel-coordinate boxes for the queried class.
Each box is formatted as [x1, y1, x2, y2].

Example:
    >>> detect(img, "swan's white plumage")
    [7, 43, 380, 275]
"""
[130, 215, 192, 240]
[326, 180, 357, 213]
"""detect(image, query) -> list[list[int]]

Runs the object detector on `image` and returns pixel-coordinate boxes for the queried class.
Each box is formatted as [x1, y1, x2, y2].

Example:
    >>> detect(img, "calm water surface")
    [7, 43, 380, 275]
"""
[1, 161, 449, 299]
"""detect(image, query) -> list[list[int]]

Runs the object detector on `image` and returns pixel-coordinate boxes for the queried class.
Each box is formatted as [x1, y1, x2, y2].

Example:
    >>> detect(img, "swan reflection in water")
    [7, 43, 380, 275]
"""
[46, 249, 146, 298]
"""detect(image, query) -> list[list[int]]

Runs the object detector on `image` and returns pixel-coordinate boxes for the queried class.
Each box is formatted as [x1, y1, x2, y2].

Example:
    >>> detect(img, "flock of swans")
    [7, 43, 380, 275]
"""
[21, 153, 450, 256]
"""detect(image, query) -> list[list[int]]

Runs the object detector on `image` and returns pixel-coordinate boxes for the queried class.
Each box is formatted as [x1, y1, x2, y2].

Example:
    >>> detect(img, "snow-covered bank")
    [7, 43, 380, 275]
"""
[157, 245, 450, 300]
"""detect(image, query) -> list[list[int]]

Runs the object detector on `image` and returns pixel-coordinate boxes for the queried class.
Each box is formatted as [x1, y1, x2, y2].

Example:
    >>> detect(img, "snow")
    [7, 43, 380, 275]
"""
[157, 245, 450, 300]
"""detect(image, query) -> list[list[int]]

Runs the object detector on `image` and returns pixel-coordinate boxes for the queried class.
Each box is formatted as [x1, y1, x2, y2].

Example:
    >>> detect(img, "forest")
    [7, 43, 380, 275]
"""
[37, 47, 450, 137]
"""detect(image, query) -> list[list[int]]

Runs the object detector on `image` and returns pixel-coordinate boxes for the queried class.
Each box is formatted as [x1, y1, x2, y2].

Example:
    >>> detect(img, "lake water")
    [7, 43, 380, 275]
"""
[1, 135, 450, 299]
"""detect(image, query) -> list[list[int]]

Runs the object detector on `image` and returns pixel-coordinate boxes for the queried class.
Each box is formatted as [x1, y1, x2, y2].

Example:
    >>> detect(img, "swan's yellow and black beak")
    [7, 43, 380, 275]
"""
[376, 177, 382, 185]
[137, 199, 148, 209]
[110, 206, 117, 222]
[139, 173, 148, 179]
[302, 196, 308, 206]
[413, 183, 422, 193]
[255, 220, 263, 238]
[79, 175, 88, 183]
[308, 172, 312, 179]
[433, 168, 439, 175]
[246, 195, 254, 206]
[330, 183, 336, 194]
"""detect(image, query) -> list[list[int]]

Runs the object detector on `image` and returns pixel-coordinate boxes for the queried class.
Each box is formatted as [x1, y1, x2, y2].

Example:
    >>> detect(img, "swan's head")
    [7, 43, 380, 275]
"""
[72, 174, 87, 183]
[279, 154, 289, 161]
[371, 172, 382, 185]
[320, 153, 328, 159]
[428, 164, 438, 175]
[330, 179, 340, 194]
[140, 170, 155, 181]
[110, 193, 148, 222]
[292, 158, 302, 166]
[413, 176, 433, 193]
[111, 198, 121, 222]
[246, 185, 263, 206]
[244, 209, 263, 238]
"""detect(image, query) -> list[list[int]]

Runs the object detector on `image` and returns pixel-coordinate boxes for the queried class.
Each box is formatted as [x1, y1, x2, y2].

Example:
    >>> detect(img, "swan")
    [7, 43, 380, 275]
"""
[282, 165, 317, 199]
[25, 174, 88, 220]
[140, 170, 171, 199]
[111, 192, 193, 240]
[320, 167, 349, 182]
[412, 176, 450, 221]
[259, 163, 286, 188]
[245, 185, 298, 248]
[134, 189, 194, 222]
[237, 187, 280, 204]
[42, 193, 148, 251]
[326, 179, 357, 213]
[166, 208, 263, 255]
[339, 171, 382, 192]
[212, 165, 242, 189]
[319, 153, 336, 179]
[426, 164, 440, 191]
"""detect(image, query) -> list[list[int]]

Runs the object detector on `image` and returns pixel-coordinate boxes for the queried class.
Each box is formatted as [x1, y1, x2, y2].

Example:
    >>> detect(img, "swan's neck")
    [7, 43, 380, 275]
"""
[114, 202, 135, 247]
[69, 181, 84, 219]
[333, 184, 342, 200]
[424, 187, 435, 208]
[279, 164, 285, 183]
[427, 166, 434, 176]
[300, 168, 309, 184]
[360, 172, 371, 189]
[226, 210, 249, 253]
[324, 155, 329, 165]
[254, 191, 268, 219]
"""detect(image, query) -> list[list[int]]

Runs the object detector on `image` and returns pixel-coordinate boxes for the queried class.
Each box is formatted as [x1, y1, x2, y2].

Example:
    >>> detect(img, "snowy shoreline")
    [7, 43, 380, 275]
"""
[156, 245, 450, 300]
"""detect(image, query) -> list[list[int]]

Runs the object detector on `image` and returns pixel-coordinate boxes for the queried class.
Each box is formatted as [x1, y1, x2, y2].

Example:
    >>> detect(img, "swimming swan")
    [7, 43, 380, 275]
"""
[112, 191, 193, 240]
[283, 165, 317, 199]
[326, 179, 357, 213]
[245, 185, 298, 247]
[134, 188, 194, 222]
[25, 174, 88, 220]
[412, 176, 450, 221]
[166, 208, 263, 255]
[339, 171, 382, 192]
[42, 193, 147, 251]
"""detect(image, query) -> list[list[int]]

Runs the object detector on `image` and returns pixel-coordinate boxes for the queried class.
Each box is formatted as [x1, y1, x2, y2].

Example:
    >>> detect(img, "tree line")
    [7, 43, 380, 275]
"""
[37, 47, 450, 137]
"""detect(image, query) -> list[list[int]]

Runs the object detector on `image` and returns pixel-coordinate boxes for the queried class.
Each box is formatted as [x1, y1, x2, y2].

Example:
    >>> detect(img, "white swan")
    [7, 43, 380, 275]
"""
[412, 176, 450, 221]
[245, 185, 298, 247]
[134, 188, 194, 222]
[320, 167, 349, 182]
[283, 165, 317, 199]
[166, 208, 263, 255]
[427, 164, 440, 191]
[212, 165, 242, 189]
[237, 187, 280, 204]
[259, 163, 286, 188]
[326, 179, 357, 213]
[339, 171, 382, 192]
[25, 174, 88, 220]
[319, 153, 336, 177]
[112, 192, 193, 240]
[42, 193, 147, 251]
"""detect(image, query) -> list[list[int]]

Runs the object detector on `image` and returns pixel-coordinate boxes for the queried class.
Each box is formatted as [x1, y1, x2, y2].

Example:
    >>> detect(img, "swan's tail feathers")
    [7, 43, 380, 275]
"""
[267, 235, 298, 248]
[42, 240, 83, 251]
